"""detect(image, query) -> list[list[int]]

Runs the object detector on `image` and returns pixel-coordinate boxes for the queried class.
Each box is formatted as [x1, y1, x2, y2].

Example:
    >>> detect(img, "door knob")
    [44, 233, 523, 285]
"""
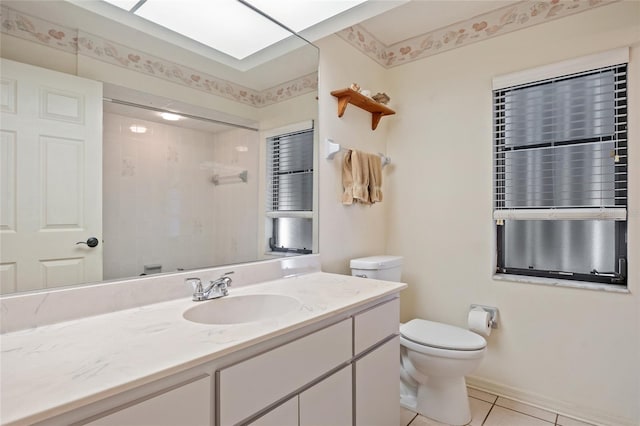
[76, 237, 99, 248]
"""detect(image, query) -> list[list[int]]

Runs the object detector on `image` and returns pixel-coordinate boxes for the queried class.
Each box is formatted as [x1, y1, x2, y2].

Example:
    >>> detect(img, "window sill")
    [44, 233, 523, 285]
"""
[265, 251, 307, 258]
[492, 274, 630, 294]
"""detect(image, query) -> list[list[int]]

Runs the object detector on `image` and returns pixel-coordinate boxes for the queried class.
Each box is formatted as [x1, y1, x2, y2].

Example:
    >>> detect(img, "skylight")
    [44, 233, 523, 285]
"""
[103, 0, 140, 11]
[244, 0, 368, 32]
[135, 0, 291, 60]
[102, 0, 367, 60]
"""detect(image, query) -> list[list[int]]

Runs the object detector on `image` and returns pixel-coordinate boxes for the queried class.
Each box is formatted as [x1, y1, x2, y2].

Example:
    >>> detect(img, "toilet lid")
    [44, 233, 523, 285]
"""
[400, 319, 486, 351]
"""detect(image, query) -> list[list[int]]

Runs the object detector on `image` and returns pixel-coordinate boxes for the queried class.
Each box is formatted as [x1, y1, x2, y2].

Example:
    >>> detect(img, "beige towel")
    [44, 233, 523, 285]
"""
[368, 154, 383, 203]
[342, 150, 354, 205]
[342, 150, 384, 205]
[351, 150, 370, 204]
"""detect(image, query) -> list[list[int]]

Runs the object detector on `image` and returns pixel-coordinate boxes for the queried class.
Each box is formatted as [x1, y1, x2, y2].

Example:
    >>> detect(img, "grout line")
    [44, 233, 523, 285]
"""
[406, 412, 418, 426]
[467, 387, 499, 405]
[494, 395, 561, 423]
[470, 388, 568, 426]
[494, 397, 558, 423]
[469, 395, 498, 405]
[494, 405, 556, 424]
[481, 401, 496, 426]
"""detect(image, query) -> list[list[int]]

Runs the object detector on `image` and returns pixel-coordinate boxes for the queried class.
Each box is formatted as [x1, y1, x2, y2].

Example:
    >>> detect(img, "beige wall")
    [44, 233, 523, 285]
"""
[316, 35, 391, 273]
[334, 2, 637, 424]
[258, 92, 318, 131]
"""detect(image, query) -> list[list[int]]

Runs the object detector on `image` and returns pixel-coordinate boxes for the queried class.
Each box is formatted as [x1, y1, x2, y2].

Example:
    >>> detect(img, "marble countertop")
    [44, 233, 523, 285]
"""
[0, 272, 406, 425]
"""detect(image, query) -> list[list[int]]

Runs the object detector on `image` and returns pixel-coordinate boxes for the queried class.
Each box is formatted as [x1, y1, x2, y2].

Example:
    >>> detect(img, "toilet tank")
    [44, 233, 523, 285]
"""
[350, 255, 403, 282]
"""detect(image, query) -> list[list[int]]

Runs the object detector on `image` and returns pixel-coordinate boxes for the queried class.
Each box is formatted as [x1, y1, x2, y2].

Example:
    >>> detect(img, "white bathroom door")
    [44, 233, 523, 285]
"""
[0, 58, 103, 293]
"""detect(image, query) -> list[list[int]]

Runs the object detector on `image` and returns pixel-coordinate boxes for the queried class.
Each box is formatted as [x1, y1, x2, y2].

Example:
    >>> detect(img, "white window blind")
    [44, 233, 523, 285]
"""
[266, 129, 314, 213]
[493, 64, 628, 221]
[266, 128, 314, 254]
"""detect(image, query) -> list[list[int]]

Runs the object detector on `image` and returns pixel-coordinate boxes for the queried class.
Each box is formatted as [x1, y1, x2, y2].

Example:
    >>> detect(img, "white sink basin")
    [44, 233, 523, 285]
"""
[183, 294, 302, 325]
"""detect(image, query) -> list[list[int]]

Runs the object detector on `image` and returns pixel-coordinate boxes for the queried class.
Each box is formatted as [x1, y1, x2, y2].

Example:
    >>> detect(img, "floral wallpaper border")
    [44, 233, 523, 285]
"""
[337, 0, 621, 68]
[0, 5, 317, 108]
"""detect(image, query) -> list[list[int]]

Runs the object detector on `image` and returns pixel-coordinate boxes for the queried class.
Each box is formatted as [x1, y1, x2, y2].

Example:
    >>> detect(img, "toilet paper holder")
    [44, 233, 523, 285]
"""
[470, 304, 499, 329]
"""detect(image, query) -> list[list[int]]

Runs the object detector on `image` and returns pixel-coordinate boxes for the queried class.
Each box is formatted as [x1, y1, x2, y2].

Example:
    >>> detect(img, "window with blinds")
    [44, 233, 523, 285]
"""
[266, 128, 314, 254]
[493, 63, 627, 285]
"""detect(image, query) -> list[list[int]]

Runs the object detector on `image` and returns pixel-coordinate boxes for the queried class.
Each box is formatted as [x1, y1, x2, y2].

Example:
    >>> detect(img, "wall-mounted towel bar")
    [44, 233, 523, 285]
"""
[212, 170, 248, 185]
[324, 138, 390, 167]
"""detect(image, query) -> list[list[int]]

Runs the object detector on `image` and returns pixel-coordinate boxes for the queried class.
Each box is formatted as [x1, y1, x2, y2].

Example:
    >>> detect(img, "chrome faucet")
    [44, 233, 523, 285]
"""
[187, 272, 233, 302]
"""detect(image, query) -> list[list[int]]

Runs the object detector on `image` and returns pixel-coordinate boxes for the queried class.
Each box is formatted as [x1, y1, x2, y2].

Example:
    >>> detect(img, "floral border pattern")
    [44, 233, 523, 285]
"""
[1, 5, 78, 53]
[0, 6, 317, 107]
[337, 0, 621, 68]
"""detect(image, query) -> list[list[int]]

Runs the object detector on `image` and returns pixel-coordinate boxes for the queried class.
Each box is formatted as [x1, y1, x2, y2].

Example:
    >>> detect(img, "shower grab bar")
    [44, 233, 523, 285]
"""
[212, 170, 248, 185]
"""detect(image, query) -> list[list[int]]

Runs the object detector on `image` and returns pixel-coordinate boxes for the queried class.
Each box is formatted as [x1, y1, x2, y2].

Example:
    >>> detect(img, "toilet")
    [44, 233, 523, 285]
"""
[351, 256, 487, 426]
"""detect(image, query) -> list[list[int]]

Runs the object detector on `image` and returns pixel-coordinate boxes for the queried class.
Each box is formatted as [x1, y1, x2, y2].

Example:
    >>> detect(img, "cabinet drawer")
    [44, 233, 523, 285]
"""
[354, 298, 399, 355]
[218, 319, 352, 426]
[85, 376, 211, 426]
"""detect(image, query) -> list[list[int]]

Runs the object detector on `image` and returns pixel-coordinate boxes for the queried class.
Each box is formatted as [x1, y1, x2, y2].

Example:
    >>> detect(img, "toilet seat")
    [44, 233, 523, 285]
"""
[400, 335, 486, 360]
[400, 319, 486, 351]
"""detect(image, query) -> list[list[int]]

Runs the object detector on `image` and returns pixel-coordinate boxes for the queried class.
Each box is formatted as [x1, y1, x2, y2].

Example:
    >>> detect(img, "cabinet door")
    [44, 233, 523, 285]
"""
[300, 366, 352, 426]
[218, 319, 351, 425]
[248, 397, 298, 426]
[354, 336, 400, 426]
[354, 298, 399, 355]
[85, 376, 211, 426]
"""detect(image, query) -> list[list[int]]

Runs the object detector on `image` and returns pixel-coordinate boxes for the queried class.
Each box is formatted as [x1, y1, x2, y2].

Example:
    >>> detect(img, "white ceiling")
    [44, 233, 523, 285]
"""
[360, 0, 519, 46]
[68, 0, 403, 71]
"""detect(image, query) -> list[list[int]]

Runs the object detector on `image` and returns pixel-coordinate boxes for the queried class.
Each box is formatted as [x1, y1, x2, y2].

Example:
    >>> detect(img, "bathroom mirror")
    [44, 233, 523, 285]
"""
[0, 0, 319, 295]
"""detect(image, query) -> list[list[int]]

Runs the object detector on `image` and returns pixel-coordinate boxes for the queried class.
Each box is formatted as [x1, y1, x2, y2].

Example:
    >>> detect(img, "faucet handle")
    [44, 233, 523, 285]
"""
[185, 277, 202, 291]
[219, 271, 234, 286]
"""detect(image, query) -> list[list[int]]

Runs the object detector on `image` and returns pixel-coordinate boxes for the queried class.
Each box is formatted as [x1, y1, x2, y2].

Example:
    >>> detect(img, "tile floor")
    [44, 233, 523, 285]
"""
[400, 388, 596, 426]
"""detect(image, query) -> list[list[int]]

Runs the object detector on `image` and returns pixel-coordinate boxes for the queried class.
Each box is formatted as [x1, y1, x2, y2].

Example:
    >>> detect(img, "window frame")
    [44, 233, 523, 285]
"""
[260, 121, 317, 257]
[492, 50, 629, 287]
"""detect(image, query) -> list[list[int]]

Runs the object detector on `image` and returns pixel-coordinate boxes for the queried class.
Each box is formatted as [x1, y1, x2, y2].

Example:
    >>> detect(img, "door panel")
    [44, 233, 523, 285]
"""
[41, 136, 84, 228]
[0, 130, 17, 231]
[0, 263, 17, 294]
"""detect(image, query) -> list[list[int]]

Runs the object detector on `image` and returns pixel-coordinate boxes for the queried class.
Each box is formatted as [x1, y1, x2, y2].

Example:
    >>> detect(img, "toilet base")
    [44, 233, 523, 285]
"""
[400, 394, 417, 412]
[416, 376, 471, 426]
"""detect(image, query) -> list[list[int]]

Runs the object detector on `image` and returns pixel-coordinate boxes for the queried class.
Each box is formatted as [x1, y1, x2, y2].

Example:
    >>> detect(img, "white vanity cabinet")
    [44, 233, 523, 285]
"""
[233, 297, 400, 426]
[217, 319, 352, 425]
[83, 376, 211, 426]
[22, 292, 402, 426]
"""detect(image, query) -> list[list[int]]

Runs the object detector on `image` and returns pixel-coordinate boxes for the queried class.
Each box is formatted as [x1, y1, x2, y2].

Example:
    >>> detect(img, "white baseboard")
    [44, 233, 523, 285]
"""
[466, 376, 636, 426]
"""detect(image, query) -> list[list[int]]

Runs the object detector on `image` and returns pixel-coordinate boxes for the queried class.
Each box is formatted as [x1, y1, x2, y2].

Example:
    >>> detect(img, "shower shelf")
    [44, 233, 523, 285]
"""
[330, 88, 395, 130]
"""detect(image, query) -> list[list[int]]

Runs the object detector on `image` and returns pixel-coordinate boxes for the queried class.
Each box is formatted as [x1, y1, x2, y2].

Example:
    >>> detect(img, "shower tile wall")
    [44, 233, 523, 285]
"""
[103, 113, 259, 280]
[210, 128, 260, 266]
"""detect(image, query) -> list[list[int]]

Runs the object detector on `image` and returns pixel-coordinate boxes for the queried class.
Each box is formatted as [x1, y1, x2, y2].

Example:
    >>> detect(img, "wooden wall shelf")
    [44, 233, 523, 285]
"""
[331, 88, 395, 130]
